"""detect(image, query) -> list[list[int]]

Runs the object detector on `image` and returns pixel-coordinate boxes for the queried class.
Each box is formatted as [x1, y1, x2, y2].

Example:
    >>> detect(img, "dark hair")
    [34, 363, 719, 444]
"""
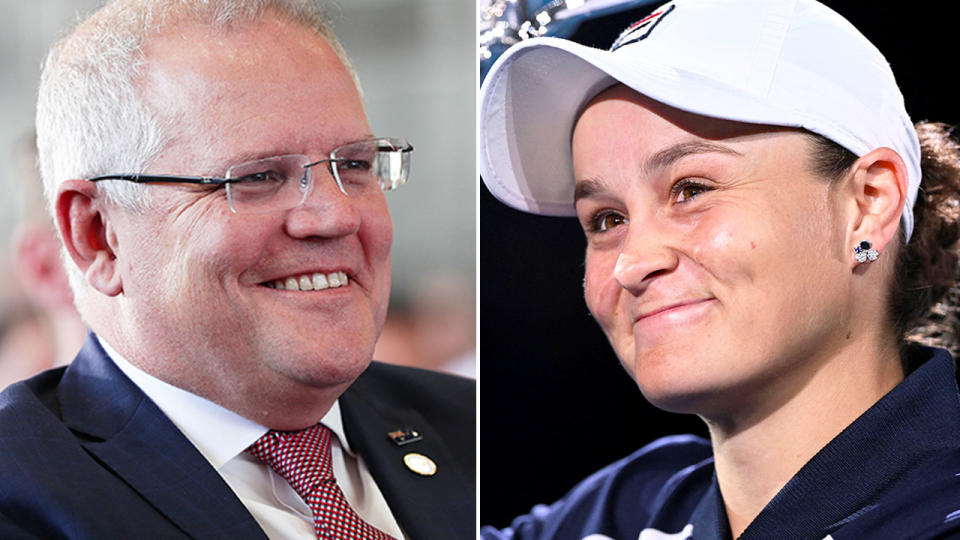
[807, 123, 960, 357]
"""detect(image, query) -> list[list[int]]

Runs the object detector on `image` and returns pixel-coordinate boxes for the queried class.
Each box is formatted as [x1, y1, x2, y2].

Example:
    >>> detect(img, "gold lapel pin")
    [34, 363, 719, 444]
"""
[403, 452, 437, 476]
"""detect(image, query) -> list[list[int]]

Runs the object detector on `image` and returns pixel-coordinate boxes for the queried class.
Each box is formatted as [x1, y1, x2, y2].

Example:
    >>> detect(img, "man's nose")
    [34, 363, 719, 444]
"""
[612, 219, 678, 293]
[284, 166, 361, 238]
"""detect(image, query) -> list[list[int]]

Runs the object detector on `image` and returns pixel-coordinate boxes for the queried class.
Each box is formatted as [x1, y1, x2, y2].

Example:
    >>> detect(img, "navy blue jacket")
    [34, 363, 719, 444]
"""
[484, 346, 960, 539]
[0, 334, 474, 539]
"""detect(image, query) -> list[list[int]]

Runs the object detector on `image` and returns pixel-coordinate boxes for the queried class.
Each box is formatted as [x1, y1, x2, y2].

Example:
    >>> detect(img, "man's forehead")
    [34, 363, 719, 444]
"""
[141, 15, 338, 74]
[136, 14, 358, 110]
[136, 16, 368, 174]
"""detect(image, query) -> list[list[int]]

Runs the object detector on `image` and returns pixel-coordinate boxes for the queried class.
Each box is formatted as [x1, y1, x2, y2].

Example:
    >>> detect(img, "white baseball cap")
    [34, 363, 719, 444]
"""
[479, 0, 922, 241]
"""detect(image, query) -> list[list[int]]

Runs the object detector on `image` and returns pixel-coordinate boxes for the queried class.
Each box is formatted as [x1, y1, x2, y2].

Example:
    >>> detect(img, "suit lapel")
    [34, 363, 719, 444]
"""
[59, 335, 267, 540]
[340, 367, 474, 540]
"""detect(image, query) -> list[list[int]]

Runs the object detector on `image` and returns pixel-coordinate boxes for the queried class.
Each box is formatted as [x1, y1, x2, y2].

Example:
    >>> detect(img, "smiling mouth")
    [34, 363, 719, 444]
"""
[262, 271, 349, 291]
[637, 298, 715, 321]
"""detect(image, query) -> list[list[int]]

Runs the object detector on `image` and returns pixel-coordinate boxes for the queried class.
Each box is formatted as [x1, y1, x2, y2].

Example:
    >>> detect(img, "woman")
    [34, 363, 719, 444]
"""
[479, 0, 960, 538]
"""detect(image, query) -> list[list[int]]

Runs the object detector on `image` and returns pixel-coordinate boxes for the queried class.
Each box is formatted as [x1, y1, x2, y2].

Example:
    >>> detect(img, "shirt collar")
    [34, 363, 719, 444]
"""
[690, 476, 731, 540]
[96, 335, 355, 470]
[693, 346, 960, 539]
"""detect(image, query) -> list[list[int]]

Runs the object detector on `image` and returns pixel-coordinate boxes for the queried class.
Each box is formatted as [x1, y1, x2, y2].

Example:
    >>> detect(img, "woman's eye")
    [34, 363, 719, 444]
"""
[592, 211, 626, 232]
[672, 180, 712, 203]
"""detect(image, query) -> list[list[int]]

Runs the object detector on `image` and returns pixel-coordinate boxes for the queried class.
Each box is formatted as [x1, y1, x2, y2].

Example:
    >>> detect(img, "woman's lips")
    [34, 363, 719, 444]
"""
[633, 298, 717, 339]
[636, 298, 715, 321]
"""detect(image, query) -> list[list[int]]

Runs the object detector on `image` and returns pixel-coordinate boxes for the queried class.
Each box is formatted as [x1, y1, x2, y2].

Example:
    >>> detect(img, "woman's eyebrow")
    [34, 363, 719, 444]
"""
[574, 141, 742, 203]
[574, 178, 606, 203]
[643, 140, 742, 176]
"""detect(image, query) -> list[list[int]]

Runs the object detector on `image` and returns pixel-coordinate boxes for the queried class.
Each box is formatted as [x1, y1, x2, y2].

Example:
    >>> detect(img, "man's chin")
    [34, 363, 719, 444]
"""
[309, 355, 373, 386]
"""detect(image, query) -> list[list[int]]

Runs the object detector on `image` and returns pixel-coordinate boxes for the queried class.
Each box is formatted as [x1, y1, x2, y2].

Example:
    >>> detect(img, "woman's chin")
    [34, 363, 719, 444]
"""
[628, 356, 741, 416]
[638, 384, 722, 415]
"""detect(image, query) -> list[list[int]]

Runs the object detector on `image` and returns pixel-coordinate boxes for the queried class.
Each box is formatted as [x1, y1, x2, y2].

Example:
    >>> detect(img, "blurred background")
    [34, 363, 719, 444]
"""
[481, 0, 960, 528]
[0, 0, 476, 388]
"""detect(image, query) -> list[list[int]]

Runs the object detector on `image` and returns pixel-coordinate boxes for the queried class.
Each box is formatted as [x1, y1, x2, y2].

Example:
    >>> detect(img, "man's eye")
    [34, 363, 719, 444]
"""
[591, 211, 626, 232]
[236, 171, 285, 184]
[339, 159, 371, 171]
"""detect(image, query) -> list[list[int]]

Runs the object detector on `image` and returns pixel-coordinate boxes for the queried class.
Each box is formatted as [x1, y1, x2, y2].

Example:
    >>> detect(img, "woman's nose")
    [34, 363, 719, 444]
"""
[612, 223, 679, 293]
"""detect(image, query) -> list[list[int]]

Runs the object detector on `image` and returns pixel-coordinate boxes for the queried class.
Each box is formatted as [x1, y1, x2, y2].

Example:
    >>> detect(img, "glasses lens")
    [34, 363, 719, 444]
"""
[331, 138, 412, 192]
[225, 155, 309, 213]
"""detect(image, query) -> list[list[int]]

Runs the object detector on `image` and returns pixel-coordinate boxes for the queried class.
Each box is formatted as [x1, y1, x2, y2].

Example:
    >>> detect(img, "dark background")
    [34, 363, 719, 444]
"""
[480, 0, 960, 528]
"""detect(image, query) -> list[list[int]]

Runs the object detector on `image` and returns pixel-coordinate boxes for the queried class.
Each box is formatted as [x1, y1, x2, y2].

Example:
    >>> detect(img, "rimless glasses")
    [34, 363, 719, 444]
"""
[88, 137, 412, 214]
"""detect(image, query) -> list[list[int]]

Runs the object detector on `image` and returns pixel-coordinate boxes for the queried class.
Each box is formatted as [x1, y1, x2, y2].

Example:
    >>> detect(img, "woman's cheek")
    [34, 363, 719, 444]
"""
[690, 218, 745, 281]
[584, 249, 625, 333]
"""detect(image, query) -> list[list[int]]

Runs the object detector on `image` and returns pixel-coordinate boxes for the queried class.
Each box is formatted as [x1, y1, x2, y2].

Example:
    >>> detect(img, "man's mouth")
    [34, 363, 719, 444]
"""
[263, 271, 349, 291]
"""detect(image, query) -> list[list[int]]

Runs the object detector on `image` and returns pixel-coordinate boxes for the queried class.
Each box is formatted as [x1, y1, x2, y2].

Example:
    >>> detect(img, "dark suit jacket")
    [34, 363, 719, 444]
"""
[0, 334, 475, 539]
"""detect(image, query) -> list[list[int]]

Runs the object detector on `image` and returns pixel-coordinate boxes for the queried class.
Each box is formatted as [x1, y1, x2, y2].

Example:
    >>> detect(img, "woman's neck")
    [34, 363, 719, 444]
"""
[705, 334, 903, 538]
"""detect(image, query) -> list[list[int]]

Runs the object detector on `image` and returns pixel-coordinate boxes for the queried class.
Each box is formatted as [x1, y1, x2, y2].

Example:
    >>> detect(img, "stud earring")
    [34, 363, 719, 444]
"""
[854, 240, 879, 263]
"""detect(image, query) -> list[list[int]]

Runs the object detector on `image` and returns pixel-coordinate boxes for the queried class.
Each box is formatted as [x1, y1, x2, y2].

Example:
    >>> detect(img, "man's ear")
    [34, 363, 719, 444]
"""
[845, 147, 909, 262]
[55, 180, 123, 296]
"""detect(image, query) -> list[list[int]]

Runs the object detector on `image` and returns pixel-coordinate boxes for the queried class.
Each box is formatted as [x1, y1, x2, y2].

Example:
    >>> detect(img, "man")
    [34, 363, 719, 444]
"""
[0, 1, 474, 538]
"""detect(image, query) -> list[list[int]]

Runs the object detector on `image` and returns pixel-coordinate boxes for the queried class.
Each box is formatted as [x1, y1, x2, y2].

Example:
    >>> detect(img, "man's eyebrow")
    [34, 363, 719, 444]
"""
[643, 140, 742, 176]
[206, 135, 380, 174]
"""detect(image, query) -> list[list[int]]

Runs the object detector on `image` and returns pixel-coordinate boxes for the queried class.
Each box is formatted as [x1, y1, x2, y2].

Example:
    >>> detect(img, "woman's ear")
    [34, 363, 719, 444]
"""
[845, 147, 909, 260]
[55, 180, 123, 296]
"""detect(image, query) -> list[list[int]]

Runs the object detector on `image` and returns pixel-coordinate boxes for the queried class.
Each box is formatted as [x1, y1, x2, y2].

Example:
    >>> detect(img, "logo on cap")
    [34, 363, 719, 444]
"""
[610, 3, 676, 51]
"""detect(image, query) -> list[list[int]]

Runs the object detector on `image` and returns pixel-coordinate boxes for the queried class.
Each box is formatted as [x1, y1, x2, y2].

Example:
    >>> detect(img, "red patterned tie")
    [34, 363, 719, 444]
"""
[246, 424, 395, 540]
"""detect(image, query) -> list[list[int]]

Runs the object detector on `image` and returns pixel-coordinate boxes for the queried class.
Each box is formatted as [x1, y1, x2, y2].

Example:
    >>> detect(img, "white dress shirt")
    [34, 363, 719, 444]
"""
[97, 337, 405, 539]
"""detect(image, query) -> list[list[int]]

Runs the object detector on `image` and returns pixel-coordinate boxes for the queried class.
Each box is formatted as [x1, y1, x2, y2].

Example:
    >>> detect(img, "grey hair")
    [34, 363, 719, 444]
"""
[36, 0, 359, 214]
[35, 0, 360, 302]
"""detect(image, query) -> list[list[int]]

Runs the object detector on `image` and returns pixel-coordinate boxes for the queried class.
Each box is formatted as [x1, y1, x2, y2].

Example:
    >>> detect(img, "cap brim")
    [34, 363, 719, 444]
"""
[479, 37, 811, 216]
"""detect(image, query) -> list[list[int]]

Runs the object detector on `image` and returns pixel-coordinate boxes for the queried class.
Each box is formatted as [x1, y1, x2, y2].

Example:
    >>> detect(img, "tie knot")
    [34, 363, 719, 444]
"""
[245, 423, 396, 539]
[246, 423, 335, 499]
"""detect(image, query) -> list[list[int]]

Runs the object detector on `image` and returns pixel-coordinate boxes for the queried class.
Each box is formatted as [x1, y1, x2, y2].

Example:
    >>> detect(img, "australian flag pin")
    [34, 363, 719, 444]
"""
[387, 427, 422, 446]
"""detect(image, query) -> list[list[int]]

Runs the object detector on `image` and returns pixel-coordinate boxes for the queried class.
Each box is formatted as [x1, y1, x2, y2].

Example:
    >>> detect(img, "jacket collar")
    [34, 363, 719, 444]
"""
[341, 362, 475, 540]
[60, 334, 475, 540]
[59, 333, 268, 540]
